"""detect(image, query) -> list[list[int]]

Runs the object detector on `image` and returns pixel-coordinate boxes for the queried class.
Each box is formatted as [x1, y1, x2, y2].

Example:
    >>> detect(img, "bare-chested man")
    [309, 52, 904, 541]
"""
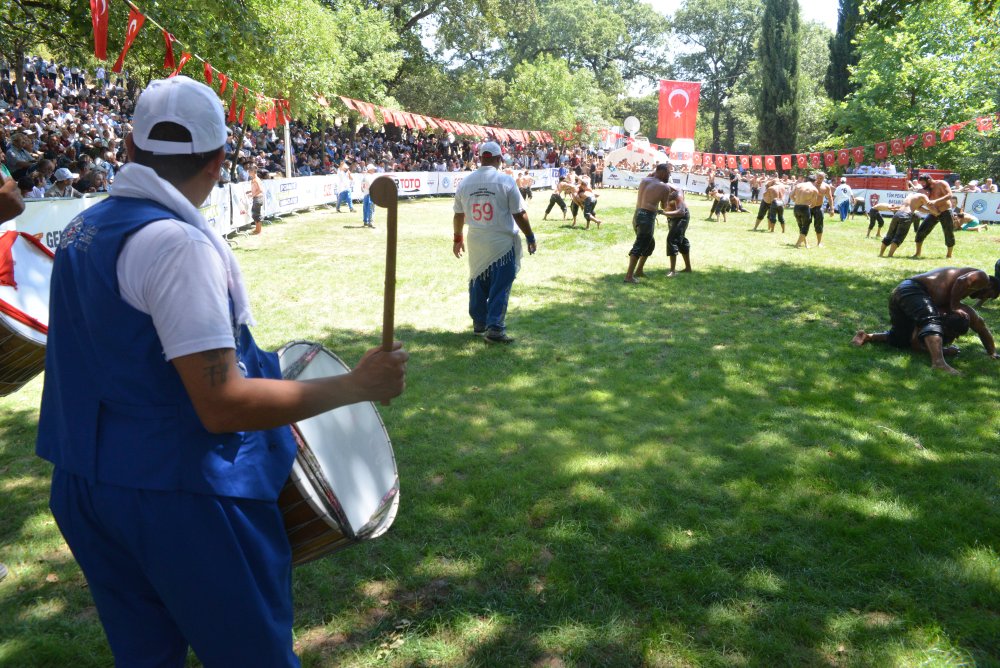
[625, 163, 673, 283]
[544, 175, 576, 220]
[660, 188, 691, 277]
[878, 189, 949, 257]
[811, 172, 835, 246]
[912, 174, 955, 259]
[866, 203, 898, 239]
[753, 179, 786, 232]
[792, 175, 819, 248]
[851, 267, 1000, 373]
[516, 171, 534, 201]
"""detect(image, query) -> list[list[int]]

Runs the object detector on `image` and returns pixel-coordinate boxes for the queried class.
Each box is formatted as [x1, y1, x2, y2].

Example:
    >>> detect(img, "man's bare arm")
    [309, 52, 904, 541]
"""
[965, 308, 999, 357]
[950, 270, 990, 311]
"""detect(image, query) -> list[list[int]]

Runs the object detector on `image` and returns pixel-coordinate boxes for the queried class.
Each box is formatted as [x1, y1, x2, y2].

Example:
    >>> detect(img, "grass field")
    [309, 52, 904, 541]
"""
[2, 187, 1000, 667]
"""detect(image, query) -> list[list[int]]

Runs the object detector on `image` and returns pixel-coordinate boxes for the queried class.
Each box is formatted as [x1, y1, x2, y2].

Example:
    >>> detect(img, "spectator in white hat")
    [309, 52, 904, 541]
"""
[44, 167, 82, 198]
[833, 176, 854, 221]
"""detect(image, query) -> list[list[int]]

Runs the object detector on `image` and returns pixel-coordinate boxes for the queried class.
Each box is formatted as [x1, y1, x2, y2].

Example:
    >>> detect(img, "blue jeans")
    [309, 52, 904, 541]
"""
[837, 200, 850, 221]
[362, 194, 374, 224]
[337, 190, 354, 211]
[469, 246, 517, 333]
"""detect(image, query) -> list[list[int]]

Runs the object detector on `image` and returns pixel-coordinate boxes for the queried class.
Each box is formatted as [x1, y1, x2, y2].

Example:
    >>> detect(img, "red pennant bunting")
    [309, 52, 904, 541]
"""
[796, 154, 807, 169]
[823, 151, 836, 167]
[874, 142, 887, 159]
[227, 83, 239, 123]
[276, 98, 285, 126]
[940, 126, 955, 142]
[282, 99, 292, 123]
[752, 155, 763, 170]
[266, 107, 276, 130]
[977, 116, 994, 133]
[692, 152, 701, 165]
[238, 106, 245, 125]
[703, 153, 713, 167]
[764, 155, 776, 170]
[740, 155, 749, 169]
[890, 138, 905, 155]
[218, 73, 228, 95]
[162, 31, 176, 69]
[168, 52, 191, 78]
[715, 154, 726, 168]
[922, 131, 936, 148]
[780, 155, 792, 170]
[203, 62, 213, 85]
[339, 96, 356, 111]
[90, 0, 109, 60]
[905, 135, 917, 147]
[112, 7, 145, 74]
[724, 155, 735, 169]
[810, 153, 821, 168]
[852, 146, 865, 164]
[837, 149, 850, 165]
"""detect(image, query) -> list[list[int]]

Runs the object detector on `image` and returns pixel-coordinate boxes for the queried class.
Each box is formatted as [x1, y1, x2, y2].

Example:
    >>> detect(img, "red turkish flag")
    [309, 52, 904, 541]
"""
[852, 146, 865, 164]
[810, 153, 821, 168]
[905, 135, 918, 147]
[424, 117, 439, 130]
[796, 154, 807, 169]
[740, 155, 749, 169]
[890, 138, 905, 155]
[823, 151, 836, 167]
[203, 62, 213, 85]
[977, 116, 994, 133]
[168, 52, 191, 78]
[922, 131, 936, 148]
[764, 155, 776, 170]
[657, 80, 701, 139]
[715, 154, 726, 168]
[752, 155, 763, 170]
[940, 126, 956, 142]
[238, 105, 246, 125]
[339, 97, 356, 111]
[227, 83, 239, 123]
[873, 142, 887, 159]
[837, 149, 850, 166]
[780, 155, 792, 170]
[112, 7, 145, 74]
[726, 155, 737, 169]
[90, 0, 109, 60]
[702, 153, 713, 167]
[692, 152, 702, 165]
[162, 31, 176, 69]
[218, 73, 228, 95]
[282, 99, 292, 123]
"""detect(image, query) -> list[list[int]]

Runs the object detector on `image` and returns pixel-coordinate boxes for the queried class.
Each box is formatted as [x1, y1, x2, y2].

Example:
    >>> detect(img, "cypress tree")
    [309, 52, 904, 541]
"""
[757, 0, 800, 155]
[825, 0, 860, 101]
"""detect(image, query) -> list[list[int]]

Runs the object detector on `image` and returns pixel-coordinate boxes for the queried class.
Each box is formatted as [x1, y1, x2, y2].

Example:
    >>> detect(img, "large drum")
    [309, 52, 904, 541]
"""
[0, 231, 53, 397]
[277, 341, 399, 566]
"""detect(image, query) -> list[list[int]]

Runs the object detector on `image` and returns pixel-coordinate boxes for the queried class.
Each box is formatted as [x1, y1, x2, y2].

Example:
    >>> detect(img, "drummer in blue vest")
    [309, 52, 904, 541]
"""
[36, 76, 408, 667]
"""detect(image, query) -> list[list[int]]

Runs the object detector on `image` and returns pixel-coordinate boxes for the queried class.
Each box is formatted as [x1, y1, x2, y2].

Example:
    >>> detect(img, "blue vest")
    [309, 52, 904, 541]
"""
[36, 197, 296, 501]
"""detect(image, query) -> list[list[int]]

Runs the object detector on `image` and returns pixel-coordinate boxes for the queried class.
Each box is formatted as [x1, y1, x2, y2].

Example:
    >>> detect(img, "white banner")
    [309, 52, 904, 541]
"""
[5, 196, 107, 251]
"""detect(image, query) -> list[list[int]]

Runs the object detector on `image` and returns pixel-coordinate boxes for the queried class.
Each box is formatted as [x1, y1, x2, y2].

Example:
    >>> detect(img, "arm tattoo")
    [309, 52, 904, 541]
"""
[200, 350, 230, 387]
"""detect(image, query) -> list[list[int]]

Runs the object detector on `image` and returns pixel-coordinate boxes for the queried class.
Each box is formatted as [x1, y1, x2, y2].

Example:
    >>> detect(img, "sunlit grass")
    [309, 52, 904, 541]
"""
[2, 189, 1000, 666]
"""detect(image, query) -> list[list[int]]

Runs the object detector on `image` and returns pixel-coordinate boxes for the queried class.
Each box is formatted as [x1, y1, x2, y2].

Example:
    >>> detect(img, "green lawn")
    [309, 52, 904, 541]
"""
[2, 188, 1000, 667]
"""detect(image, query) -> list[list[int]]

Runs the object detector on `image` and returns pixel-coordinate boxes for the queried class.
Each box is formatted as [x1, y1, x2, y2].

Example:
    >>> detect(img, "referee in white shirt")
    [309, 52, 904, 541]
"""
[452, 141, 536, 344]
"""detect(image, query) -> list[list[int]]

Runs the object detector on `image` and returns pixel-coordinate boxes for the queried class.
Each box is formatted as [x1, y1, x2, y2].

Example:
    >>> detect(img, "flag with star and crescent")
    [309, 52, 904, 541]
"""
[657, 80, 701, 140]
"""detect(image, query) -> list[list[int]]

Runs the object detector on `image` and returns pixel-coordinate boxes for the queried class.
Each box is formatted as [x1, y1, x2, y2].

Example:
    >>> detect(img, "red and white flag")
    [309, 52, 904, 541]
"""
[90, 0, 109, 60]
[852, 146, 865, 164]
[657, 80, 701, 139]
[810, 153, 821, 168]
[796, 154, 807, 169]
[227, 83, 239, 123]
[162, 31, 176, 69]
[339, 97, 357, 111]
[702, 153, 713, 167]
[905, 135, 918, 147]
[740, 155, 749, 169]
[764, 155, 776, 171]
[874, 142, 888, 159]
[726, 155, 737, 169]
[218, 73, 228, 95]
[823, 151, 836, 167]
[940, 125, 956, 142]
[837, 149, 850, 166]
[112, 7, 145, 74]
[922, 131, 936, 148]
[752, 155, 763, 170]
[890, 138, 905, 155]
[977, 116, 994, 133]
[781, 155, 792, 170]
[715, 154, 726, 168]
[203, 62, 213, 85]
[168, 52, 191, 78]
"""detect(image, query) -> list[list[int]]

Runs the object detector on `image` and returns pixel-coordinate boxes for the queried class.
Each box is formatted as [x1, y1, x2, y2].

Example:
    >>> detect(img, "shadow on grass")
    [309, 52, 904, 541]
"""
[2, 262, 998, 666]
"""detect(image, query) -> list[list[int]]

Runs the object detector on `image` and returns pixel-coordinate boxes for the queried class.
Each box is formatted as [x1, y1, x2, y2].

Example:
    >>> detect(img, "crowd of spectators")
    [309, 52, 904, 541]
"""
[1, 55, 609, 201]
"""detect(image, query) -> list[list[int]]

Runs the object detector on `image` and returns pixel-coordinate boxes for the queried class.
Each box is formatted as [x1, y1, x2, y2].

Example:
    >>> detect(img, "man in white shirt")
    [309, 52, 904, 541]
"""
[833, 177, 854, 221]
[452, 141, 536, 344]
[335, 161, 354, 212]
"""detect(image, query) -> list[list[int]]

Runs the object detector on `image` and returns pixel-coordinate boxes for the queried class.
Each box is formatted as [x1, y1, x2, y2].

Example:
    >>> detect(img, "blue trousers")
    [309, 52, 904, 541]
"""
[50, 469, 299, 668]
[469, 246, 517, 334]
[837, 200, 850, 221]
[336, 190, 354, 211]
[362, 194, 374, 224]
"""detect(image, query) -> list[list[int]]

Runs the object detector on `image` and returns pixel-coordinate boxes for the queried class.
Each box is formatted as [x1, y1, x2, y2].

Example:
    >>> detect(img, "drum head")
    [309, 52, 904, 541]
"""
[278, 341, 398, 538]
[0, 232, 52, 345]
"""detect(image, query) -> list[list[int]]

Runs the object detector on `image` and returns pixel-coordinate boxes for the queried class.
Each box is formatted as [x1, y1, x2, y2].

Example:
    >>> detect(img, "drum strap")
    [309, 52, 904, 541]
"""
[281, 343, 322, 380]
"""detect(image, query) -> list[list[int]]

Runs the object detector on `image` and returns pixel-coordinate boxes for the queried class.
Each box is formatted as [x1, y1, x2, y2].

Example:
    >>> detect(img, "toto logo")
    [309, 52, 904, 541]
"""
[869, 193, 880, 206]
[394, 177, 421, 192]
[970, 199, 987, 215]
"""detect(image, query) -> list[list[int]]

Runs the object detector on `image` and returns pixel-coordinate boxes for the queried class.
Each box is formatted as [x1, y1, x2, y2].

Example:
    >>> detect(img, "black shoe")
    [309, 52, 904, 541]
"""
[473, 326, 487, 336]
[485, 331, 515, 344]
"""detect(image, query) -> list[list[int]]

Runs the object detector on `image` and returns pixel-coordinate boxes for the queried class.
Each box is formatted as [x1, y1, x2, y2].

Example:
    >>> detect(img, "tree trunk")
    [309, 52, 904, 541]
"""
[711, 103, 721, 153]
[14, 47, 25, 101]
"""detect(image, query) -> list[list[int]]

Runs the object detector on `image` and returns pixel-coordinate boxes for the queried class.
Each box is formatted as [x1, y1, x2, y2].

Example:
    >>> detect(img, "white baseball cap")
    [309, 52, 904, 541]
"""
[840, 177, 847, 183]
[53, 167, 78, 181]
[479, 141, 503, 159]
[132, 76, 227, 155]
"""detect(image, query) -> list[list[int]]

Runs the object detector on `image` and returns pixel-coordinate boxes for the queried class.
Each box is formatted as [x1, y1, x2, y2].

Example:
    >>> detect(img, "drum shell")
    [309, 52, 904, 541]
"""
[0, 327, 45, 396]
